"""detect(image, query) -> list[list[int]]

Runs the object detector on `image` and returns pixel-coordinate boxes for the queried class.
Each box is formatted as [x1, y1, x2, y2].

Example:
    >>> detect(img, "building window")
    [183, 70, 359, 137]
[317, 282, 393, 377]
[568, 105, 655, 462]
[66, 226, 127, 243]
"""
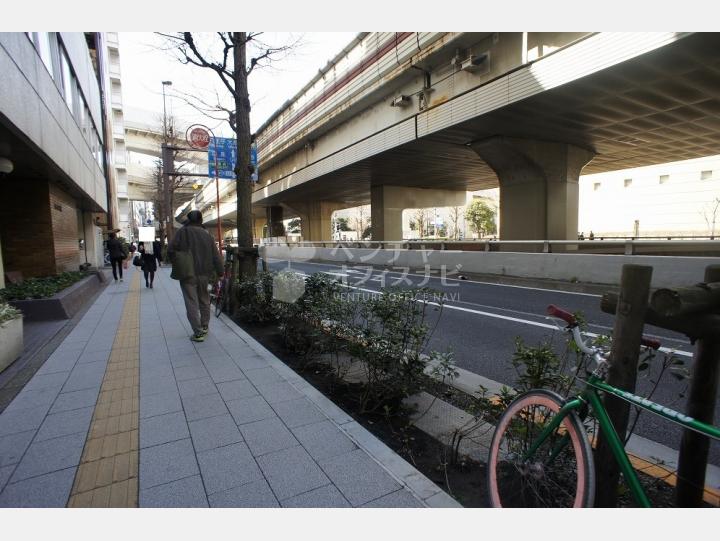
[701, 170, 713, 180]
[593, 182, 601, 191]
[624, 178, 632, 188]
[659, 174, 669, 184]
[60, 47, 74, 111]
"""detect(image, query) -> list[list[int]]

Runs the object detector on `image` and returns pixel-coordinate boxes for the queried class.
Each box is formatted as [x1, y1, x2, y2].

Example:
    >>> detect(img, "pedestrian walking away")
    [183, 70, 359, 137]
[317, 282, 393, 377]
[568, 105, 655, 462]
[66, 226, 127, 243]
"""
[153, 237, 163, 267]
[138, 241, 157, 288]
[106, 232, 128, 282]
[168, 210, 223, 342]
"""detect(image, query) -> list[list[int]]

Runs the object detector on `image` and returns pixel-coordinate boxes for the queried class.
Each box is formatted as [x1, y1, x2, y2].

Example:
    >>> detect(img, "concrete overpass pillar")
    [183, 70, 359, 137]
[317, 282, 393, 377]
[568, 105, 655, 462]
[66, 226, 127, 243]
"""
[287, 201, 343, 241]
[253, 216, 268, 240]
[470, 136, 594, 240]
[267, 206, 285, 237]
[370, 185, 467, 241]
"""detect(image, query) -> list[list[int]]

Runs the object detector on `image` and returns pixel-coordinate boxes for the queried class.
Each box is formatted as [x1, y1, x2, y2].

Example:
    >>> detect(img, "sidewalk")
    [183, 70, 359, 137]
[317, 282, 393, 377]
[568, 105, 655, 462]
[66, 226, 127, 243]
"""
[0, 266, 459, 508]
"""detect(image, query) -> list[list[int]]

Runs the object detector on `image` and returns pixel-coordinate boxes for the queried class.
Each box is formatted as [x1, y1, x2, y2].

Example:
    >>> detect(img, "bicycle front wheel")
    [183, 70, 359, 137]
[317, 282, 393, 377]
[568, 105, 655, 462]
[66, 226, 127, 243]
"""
[214, 283, 225, 317]
[487, 389, 595, 508]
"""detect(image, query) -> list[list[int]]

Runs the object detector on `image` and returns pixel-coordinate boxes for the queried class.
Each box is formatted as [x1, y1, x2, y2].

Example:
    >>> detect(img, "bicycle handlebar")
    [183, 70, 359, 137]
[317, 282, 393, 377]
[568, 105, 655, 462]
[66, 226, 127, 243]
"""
[547, 305, 577, 326]
[547, 304, 662, 350]
[640, 337, 661, 350]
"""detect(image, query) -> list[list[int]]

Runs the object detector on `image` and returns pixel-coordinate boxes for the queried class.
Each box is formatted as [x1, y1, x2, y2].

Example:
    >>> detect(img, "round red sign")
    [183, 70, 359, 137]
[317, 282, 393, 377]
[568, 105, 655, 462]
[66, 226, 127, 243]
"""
[188, 127, 210, 149]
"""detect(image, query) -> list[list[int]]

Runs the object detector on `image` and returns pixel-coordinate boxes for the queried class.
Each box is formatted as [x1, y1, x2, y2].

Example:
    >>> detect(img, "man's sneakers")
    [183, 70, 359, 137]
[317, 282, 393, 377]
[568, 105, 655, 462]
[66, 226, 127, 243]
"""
[190, 332, 206, 342]
[190, 327, 209, 342]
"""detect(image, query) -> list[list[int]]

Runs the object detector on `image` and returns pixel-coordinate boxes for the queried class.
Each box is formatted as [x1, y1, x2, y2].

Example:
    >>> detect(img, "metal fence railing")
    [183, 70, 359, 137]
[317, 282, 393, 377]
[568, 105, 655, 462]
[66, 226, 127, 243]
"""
[260, 238, 720, 257]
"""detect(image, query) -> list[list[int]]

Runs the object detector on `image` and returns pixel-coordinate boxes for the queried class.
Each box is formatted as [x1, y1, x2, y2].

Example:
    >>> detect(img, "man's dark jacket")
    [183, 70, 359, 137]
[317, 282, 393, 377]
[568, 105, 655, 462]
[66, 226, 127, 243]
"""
[107, 238, 126, 259]
[168, 223, 223, 278]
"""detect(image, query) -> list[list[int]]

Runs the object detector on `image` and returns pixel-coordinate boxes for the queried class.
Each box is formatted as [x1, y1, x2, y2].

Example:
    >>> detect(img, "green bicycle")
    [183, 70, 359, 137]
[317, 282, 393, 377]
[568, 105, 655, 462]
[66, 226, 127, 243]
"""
[486, 304, 720, 507]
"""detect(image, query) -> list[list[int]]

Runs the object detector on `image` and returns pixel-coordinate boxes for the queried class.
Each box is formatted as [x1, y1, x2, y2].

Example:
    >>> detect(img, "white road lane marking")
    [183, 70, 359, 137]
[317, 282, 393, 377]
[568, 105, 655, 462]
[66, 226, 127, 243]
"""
[268, 258, 601, 297]
[270, 260, 693, 358]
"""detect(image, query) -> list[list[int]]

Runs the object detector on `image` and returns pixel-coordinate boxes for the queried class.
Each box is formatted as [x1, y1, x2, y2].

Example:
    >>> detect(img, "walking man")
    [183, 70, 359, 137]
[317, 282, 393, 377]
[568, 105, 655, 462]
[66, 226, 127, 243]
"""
[168, 210, 223, 342]
[107, 232, 127, 282]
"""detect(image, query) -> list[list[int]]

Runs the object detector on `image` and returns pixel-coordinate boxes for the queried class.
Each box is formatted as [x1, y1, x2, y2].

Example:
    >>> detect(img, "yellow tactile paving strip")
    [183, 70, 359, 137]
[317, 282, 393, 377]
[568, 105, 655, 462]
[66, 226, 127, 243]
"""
[67, 272, 141, 507]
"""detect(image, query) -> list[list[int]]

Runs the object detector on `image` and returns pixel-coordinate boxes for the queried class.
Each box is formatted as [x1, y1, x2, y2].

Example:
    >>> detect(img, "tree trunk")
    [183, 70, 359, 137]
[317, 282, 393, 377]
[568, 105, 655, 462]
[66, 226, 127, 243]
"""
[594, 264, 653, 507]
[233, 32, 257, 281]
[675, 264, 720, 506]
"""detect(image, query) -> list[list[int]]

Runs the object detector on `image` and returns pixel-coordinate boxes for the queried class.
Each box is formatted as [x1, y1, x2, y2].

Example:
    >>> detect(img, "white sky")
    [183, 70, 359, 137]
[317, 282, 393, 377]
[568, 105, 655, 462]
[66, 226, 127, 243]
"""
[119, 32, 357, 136]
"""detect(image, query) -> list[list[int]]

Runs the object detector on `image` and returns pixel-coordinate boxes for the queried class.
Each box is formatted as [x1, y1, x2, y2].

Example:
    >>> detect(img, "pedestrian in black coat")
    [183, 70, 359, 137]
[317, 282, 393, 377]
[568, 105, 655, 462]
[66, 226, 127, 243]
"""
[107, 232, 127, 282]
[138, 242, 157, 288]
[153, 238, 163, 267]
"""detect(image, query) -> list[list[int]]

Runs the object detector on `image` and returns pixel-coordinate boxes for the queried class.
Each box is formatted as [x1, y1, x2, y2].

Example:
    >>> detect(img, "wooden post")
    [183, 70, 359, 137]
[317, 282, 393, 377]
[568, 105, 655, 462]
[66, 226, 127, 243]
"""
[595, 264, 653, 507]
[676, 264, 720, 506]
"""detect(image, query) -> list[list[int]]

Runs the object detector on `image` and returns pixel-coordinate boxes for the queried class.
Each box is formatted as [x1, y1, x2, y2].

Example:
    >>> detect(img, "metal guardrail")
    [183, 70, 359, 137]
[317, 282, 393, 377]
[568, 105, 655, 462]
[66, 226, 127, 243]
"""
[261, 238, 720, 256]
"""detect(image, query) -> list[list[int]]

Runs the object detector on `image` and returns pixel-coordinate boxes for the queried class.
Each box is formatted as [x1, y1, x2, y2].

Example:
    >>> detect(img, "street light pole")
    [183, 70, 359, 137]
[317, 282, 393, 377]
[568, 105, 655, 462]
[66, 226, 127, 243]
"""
[161, 81, 172, 242]
[162, 80, 172, 139]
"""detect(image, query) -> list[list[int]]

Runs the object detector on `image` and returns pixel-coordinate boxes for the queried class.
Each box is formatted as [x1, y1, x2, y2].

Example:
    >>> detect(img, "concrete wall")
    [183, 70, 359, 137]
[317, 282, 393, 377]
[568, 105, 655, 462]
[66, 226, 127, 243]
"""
[0, 33, 107, 212]
[265, 245, 719, 289]
[0, 178, 55, 277]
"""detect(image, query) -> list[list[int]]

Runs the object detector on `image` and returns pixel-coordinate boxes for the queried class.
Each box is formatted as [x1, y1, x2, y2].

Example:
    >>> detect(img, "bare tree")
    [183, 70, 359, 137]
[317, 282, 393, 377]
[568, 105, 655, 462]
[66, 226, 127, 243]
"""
[147, 115, 195, 242]
[353, 205, 370, 238]
[448, 206, 463, 240]
[158, 32, 299, 279]
[701, 197, 720, 238]
[411, 208, 431, 238]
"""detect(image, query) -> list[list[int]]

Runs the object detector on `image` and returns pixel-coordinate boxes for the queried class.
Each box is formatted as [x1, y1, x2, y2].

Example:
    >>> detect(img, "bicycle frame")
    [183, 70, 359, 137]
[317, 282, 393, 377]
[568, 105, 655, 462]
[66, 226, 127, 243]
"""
[523, 373, 720, 508]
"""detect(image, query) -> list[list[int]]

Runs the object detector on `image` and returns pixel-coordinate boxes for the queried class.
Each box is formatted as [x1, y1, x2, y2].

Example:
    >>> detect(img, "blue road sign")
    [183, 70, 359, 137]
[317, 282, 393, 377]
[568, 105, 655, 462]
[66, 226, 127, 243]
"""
[208, 137, 259, 182]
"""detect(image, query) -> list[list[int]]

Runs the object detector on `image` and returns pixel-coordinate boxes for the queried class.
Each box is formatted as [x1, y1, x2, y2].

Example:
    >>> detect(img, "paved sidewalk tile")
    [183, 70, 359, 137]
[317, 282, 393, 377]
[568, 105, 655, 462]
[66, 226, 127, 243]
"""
[226, 396, 275, 426]
[243, 367, 284, 387]
[0, 405, 50, 437]
[177, 377, 218, 400]
[0, 465, 12, 492]
[0, 467, 76, 507]
[4, 386, 61, 413]
[319, 449, 402, 507]
[291, 420, 358, 462]
[140, 391, 182, 419]
[181, 393, 228, 422]
[0, 430, 35, 467]
[140, 412, 189, 449]
[361, 488, 424, 508]
[139, 438, 199, 490]
[23, 372, 69, 392]
[239, 417, 299, 457]
[139, 376, 177, 397]
[188, 414, 243, 452]
[11, 432, 86, 482]
[256, 445, 330, 501]
[140, 475, 208, 508]
[50, 389, 100, 415]
[208, 478, 279, 508]
[196, 442, 263, 495]
[35, 406, 94, 442]
[271, 397, 327, 429]
[281, 484, 351, 508]
[254, 381, 303, 405]
[217, 379, 257, 402]
[174, 365, 210, 382]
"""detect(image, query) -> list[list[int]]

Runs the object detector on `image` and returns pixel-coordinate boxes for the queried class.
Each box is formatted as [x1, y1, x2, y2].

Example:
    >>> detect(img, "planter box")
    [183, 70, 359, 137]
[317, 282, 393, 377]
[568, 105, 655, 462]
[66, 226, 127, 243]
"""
[9, 272, 105, 321]
[0, 316, 23, 373]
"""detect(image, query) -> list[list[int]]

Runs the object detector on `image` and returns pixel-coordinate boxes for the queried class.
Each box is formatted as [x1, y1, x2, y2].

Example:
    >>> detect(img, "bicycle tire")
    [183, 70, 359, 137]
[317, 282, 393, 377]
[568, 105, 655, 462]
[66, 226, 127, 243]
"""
[215, 280, 227, 317]
[487, 389, 595, 508]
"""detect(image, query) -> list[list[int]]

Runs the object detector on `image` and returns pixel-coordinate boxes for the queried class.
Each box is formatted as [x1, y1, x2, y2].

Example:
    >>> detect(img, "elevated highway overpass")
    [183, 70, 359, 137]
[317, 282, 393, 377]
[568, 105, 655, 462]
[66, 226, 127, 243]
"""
[191, 32, 720, 242]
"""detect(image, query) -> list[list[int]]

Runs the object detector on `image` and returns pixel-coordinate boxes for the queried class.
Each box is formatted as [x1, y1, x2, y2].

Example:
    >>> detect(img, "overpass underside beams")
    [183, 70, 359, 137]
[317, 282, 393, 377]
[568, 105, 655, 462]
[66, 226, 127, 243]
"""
[471, 137, 594, 240]
[371, 185, 467, 241]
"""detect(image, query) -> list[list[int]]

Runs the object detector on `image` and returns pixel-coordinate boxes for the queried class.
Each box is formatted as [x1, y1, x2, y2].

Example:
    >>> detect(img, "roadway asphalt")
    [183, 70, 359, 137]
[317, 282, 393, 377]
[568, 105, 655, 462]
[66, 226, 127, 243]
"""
[267, 258, 719, 466]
